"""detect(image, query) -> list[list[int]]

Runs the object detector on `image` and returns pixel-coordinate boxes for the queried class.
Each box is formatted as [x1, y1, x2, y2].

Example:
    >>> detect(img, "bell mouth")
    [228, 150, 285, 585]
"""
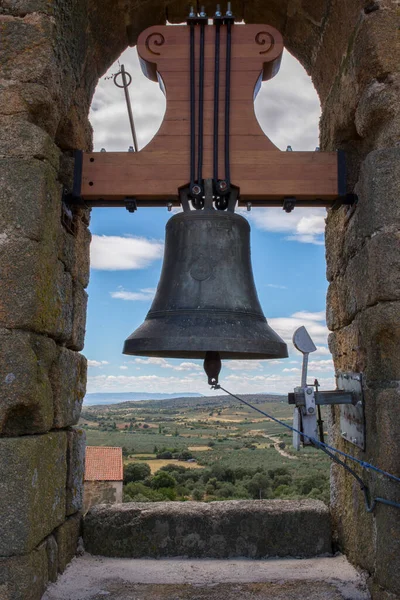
[123, 311, 288, 360]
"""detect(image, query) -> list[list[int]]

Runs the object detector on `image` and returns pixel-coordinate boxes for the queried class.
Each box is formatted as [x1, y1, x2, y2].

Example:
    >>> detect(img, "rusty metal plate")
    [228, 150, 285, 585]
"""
[337, 372, 365, 450]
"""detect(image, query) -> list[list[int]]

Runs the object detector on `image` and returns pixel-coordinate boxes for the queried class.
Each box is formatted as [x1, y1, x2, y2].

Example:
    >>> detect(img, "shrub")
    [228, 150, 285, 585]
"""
[151, 471, 176, 490]
[246, 473, 271, 500]
[192, 488, 204, 501]
[124, 462, 151, 484]
[156, 451, 173, 459]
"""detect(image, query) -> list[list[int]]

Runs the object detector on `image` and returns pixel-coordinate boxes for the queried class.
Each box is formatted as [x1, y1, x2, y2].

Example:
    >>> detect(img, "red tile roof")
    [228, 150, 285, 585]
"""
[85, 446, 123, 481]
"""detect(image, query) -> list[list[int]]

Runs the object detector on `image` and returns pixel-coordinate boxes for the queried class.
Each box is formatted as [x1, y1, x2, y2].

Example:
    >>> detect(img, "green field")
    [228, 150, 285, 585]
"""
[80, 393, 331, 503]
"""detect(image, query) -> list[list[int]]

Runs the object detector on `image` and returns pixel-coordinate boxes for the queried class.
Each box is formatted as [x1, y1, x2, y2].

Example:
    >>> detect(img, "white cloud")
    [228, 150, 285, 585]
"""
[119, 365, 128, 370]
[308, 359, 334, 372]
[283, 367, 301, 373]
[87, 365, 336, 396]
[91, 235, 163, 270]
[314, 346, 331, 356]
[291, 311, 326, 322]
[269, 310, 329, 347]
[249, 207, 326, 246]
[225, 360, 264, 371]
[134, 357, 202, 371]
[265, 284, 288, 290]
[254, 50, 320, 152]
[111, 287, 156, 301]
[87, 360, 109, 368]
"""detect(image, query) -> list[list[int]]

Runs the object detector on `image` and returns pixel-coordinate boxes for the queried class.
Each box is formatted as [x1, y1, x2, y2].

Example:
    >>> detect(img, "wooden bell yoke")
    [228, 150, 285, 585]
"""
[68, 17, 354, 211]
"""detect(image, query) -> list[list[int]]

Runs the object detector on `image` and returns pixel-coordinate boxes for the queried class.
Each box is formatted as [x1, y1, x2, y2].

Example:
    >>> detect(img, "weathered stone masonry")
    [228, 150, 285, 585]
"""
[0, 1, 399, 599]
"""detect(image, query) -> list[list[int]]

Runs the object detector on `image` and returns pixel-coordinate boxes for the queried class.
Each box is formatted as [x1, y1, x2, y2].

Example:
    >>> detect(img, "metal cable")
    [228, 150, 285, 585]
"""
[224, 20, 232, 188]
[189, 21, 196, 191]
[216, 385, 400, 511]
[197, 21, 205, 189]
[213, 20, 221, 185]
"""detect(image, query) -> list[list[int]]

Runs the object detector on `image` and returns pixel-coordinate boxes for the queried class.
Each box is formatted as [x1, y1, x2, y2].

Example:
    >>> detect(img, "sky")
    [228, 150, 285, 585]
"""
[85, 42, 335, 397]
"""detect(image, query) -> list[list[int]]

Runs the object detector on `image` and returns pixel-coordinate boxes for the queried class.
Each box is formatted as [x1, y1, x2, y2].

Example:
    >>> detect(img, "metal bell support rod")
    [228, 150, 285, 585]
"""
[113, 64, 139, 153]
[288, 326, 361, 450]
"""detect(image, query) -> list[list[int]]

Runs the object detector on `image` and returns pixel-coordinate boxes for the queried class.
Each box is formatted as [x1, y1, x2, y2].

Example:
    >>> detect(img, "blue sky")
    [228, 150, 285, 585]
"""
[84, 45, 335, 396]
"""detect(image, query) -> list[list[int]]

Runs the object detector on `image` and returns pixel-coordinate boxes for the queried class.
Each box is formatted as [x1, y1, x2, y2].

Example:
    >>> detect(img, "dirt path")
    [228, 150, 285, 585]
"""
[262, 434, 298, 460]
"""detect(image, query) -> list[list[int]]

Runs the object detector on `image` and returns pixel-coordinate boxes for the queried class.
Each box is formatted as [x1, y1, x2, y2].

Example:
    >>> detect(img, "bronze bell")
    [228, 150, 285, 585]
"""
[123, 210, 288, 372]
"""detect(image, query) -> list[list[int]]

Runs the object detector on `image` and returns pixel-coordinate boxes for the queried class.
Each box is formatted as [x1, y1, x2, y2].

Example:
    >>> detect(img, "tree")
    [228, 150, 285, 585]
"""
[246, 473, 271, 500]
[157, 451, 173, 459]
[152, 471, 176, 490]
[124, 462, 151, 484]
[192, 488, 204, 501]
[178, 450, 193, 461]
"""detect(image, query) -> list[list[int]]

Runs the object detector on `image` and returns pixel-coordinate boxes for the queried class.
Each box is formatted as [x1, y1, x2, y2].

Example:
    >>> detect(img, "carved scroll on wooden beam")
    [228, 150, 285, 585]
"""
[80, 23, 340, 206]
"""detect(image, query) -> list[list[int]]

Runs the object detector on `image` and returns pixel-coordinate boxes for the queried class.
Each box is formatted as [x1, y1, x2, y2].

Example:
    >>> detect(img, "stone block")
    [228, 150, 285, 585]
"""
[326, 231, 400, 330]
[358, 302, 400, 383]
[0, 328, 56, 436]
[0, 544, 48, 600]
[70, 283, 88, 351]
[0, 237, 73, 341]
[84, 500, 332, 559]
[0, 432, 67, 556]
[353, 8, 400, 89]
[0, 80, 61, 137]
[55, 513, 81, 573]
[326, 147, 400, 281]
[0, 157, 61, 243]
[46, 534, 58, 584]
[66, 428, 86, 515]
[355, 74, 400, 149]
[329, 302, 400, 383]
[347, 148, 400, 257]
[0, 120, 60, 169]
[58, 218, 91, 288]
[312, 0, 362, 103]
[51, 349, 87, 428]
[0, 14, 57, 87]
[0, 0, 57, 16]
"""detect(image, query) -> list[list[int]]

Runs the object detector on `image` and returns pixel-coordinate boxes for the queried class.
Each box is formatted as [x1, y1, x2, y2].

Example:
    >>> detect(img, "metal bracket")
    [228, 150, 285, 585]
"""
[337, 372, 365, 450]
[125, 198, 138, 213]
[288, 327, 365, 450]
[283, 197, 296, 213]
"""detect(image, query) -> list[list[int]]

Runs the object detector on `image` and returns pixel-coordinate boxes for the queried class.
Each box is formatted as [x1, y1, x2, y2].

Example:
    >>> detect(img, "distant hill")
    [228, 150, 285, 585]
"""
[83, 392, 202, 406]
[83, 392, 286, 411]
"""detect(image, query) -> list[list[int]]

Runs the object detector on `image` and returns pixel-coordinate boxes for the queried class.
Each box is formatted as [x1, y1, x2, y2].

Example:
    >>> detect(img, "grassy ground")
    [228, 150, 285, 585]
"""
[81, 394, 331, 501]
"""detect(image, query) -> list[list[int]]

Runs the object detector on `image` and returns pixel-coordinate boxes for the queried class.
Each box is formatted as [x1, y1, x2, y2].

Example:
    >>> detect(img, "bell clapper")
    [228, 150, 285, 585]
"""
[204, 351, 222, 387]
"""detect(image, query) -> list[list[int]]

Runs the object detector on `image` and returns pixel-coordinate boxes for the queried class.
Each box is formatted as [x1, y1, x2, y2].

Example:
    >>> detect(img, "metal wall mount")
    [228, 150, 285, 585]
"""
[337, 371, 365, 450]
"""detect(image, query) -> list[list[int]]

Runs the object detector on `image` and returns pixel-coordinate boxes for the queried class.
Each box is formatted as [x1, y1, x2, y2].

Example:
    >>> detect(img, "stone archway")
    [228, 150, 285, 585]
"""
[1, 1, 399, 598]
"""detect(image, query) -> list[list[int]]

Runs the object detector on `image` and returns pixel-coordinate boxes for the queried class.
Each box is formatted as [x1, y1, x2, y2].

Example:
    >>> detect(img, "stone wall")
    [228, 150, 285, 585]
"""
[84, 480, 123, 513]
[0, 0, 399, 598]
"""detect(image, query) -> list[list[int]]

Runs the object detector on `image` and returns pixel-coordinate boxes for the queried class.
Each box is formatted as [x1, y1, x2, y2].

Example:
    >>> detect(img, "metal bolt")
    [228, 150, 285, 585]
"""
[192, 184, 202, 196]
[306, 387, 313, 395]
[226, 2, 233, 16]
[247, 202, 252, 212]
[218, 180, 228, 191]
[215, 4, 222, 17]
[167, 202, 173, 212]
[308, 407, 315, 414]
[286, 145, 293, 152]
[352, 438, 358, 444]
[315, 146, 320, 152]
[342, 431, 348, 437]
[128, 146, 134, 152]
[200, 5, 206, 17]
[100, 148, 106, 152]
[189, 6, 196, 17]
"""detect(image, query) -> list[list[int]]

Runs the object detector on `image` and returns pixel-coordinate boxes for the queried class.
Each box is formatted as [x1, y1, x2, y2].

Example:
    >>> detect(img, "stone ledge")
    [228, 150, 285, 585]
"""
[83, 499, 331, 559]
